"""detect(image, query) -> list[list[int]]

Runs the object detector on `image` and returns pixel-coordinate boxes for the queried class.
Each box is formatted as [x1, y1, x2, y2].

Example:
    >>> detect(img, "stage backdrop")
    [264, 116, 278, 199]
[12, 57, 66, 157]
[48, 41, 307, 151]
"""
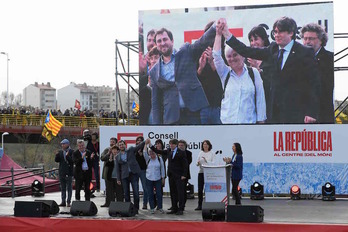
[138, 1, 334, 125]
[100, 124, 348, 195]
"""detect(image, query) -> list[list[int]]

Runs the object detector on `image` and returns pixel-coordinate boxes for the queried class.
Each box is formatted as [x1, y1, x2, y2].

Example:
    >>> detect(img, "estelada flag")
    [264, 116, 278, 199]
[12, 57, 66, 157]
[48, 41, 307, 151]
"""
[75, 99, 81, 110]
[41, 125, 53, 141]
[44, 110, 63, 137]
[132, 101, 139, 113]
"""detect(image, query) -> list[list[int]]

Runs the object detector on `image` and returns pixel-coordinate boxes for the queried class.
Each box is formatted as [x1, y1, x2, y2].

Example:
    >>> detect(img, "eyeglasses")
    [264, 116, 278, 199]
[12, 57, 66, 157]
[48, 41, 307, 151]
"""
[303, 37, 318, 41]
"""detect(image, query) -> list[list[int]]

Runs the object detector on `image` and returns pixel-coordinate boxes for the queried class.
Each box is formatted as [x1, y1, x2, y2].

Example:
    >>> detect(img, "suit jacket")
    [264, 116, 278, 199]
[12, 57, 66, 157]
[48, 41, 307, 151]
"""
[185, 149, 192, 180]
[149, 26, 217, 124]
[226, 36, 320, 123]
[115, 142, 144, 180]
[231, 154, 243, 180]
[72, 149, 93, 180]
[55, 148, 74, 177]
[101, 147, 111, 180]
[151, 146, 188, 178]
[316, 47, 334, 123]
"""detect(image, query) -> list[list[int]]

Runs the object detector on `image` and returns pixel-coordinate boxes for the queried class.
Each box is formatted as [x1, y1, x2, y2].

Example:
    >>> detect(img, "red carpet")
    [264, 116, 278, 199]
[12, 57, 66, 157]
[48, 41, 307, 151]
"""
[1, 217, 347, 232]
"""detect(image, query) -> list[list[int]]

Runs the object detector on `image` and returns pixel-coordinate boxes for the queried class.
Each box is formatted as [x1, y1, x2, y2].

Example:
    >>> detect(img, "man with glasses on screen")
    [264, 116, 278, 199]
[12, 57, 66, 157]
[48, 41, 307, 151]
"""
[149, 27, 216, 125]
[301, 23, 334, 123]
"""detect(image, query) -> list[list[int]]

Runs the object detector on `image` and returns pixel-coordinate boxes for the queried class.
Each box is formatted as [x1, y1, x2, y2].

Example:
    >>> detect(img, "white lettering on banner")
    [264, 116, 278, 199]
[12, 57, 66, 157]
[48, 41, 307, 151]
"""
[99, 125, 348, 194]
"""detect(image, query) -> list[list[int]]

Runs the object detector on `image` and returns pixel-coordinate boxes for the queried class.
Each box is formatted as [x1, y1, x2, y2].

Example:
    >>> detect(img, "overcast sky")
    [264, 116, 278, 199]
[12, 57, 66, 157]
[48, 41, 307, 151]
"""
[0, 0, 347, 101]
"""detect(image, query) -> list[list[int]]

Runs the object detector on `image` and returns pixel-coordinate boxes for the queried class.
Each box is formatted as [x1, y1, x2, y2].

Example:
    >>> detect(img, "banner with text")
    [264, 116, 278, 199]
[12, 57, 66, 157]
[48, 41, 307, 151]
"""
[100, 124, 348, 194]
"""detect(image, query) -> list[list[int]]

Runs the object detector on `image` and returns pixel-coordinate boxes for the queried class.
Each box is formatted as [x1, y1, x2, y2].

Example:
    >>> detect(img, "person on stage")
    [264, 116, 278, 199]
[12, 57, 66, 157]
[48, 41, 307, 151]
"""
[195, 140, 215, 210]
[55, 139, 74, 207]
[73, 139, 95, 201]
[223, 143, 243, 205]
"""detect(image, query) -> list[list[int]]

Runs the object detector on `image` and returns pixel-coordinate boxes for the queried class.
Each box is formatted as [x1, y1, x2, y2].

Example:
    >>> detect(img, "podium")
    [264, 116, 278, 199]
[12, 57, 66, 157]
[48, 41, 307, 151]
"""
[202, 164, 231, 205]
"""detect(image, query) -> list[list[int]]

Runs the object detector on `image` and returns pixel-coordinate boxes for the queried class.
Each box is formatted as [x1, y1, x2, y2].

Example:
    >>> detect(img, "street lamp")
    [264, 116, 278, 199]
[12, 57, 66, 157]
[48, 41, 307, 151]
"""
[2, 132, 9, 151]
[0, 52, 9, 107]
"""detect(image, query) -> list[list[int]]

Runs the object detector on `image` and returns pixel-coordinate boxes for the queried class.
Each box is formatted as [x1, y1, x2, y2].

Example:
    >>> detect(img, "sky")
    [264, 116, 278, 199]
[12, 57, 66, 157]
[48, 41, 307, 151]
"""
[0, 0, 347, 101]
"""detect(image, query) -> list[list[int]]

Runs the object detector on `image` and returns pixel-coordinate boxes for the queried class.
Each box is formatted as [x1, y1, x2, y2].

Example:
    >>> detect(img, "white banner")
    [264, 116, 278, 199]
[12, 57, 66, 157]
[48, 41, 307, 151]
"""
[100, 124, 348, 194]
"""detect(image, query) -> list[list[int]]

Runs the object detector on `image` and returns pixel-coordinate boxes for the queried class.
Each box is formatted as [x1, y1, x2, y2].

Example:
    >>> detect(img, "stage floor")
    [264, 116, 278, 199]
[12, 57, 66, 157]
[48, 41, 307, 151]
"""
[1, 191, 348, 224]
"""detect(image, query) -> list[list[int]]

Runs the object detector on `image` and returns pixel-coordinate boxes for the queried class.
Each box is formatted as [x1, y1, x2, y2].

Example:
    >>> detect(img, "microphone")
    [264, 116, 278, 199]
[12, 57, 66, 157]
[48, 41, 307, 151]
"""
[215, 150, 219, 154]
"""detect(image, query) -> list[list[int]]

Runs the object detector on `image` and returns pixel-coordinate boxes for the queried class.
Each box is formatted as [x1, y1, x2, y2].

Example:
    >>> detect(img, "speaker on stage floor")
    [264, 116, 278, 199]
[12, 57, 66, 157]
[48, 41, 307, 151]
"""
[227, 205, 264, 222]
[34, 200, 59, 215]
[109, 202, 136, 217]
[202, 202, 225, 221]
[70, 201, 98, 216]
[14, 201, 50, 217]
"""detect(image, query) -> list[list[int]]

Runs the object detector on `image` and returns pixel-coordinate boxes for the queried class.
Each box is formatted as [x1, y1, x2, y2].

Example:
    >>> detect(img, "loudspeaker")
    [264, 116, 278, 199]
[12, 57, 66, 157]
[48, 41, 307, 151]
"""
[14, 201, 50, 217]
[34, 200, 59, 215]
[227, 205, 264, 222]
[202, 202, 225, 221]
[70, 201, 98, 216]
[109, 202, 136, 217]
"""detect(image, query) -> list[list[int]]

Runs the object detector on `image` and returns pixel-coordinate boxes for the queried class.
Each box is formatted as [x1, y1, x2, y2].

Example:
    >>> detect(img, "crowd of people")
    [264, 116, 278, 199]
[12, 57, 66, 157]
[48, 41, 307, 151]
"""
[139, 16, 334, 125]
[55, 132, 244, 215]
[0, 106, 136, 120]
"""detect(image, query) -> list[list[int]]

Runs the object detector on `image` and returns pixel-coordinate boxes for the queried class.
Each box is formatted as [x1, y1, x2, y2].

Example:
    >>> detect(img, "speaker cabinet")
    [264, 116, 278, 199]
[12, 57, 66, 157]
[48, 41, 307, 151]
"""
[227, 205, 264, 222]
[202, 202, 225, 221]
[34, 200, 59, 215]
[109, 202, 136, 217]
[70, 201, 98, 216]
[14, 201, 50, 217]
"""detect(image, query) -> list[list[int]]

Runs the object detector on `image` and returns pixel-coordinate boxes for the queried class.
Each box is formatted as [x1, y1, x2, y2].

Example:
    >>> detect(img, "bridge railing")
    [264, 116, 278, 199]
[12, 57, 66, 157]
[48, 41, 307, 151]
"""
[0, 114, 139, 128]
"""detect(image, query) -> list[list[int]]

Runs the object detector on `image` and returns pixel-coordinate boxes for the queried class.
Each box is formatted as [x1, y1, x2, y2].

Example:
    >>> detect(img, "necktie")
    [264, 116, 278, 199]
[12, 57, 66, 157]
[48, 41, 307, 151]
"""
[277, 49, 285, 71]
[171, 150, 175, 159]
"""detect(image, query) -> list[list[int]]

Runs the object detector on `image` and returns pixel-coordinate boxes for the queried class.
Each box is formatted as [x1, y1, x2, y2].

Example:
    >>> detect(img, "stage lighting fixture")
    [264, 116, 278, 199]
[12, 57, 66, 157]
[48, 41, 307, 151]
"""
[31, 179, 44, 197]
[290, 185, 301, 200]
[250, 182, 264, 200]
[322, 182, 336, 201]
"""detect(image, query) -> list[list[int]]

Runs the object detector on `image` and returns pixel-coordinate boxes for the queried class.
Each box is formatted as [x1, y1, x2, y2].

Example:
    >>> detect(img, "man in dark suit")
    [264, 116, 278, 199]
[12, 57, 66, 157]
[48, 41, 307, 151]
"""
[301, 23, 334, 123]
[178, 140, 192, 209]
[115, 140, 144, 211]
[217, 17, 320, 124]
[150, 139, 188, 215]
[55, 139, 74, 207]
[72, 139, 95, 201]
[149, 26, 217, 125]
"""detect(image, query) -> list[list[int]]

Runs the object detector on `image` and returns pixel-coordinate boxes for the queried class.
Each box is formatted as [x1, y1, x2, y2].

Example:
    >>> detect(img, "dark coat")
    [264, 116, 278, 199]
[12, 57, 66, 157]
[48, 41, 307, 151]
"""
[230, 154, 243, 180]
[55, 148, 74, 177]
[72, 149, 93, 180]
[316, 47, 334, 123]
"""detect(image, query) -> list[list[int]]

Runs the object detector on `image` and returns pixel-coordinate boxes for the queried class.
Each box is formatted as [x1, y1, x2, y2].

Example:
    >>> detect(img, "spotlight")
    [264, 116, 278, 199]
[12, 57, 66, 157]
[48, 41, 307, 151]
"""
[31, 179, 44, 197]
[322, 182, 336, 201]
[250, 182, 264, 200]
[290, 185, 301, 200]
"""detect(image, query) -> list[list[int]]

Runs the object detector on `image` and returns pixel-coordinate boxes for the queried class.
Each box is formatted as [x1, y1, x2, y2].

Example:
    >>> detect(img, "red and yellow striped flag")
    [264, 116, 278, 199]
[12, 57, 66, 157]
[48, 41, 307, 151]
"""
[44, 110, 63, 136]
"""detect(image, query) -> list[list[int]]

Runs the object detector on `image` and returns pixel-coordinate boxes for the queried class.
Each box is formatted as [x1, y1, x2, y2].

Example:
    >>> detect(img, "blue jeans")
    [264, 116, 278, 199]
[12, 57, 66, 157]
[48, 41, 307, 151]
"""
[60, 175, 72, 204]
[146, 178, 163, 210]
[121, 173, 140, 209]
[200, 107, 222, 124]
[179, 108, 201, 125]
[139, 170, 148, 206]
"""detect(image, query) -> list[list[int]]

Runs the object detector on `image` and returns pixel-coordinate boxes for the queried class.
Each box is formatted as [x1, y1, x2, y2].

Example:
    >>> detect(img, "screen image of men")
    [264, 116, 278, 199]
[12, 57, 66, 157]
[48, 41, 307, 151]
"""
[149, 26, 216, 125]
[73, 139, 95, 201]
[55, 139, 74, 207]
[301, 23, 334, 123]
[218, 17, 320, 124]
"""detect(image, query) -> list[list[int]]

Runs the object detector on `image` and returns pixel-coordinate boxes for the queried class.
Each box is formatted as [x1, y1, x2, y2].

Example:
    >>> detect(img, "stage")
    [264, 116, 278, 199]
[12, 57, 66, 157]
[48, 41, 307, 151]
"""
[1, 192, 348, 231]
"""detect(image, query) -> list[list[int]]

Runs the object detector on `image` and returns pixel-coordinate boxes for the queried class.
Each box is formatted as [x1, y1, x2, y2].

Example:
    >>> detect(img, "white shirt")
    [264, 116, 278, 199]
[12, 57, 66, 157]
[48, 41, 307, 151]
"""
[196, 151, 215, 173]
[144, 151, 165, 181]
[279, 40, 294, 70]
[213, 49, 267, 124]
